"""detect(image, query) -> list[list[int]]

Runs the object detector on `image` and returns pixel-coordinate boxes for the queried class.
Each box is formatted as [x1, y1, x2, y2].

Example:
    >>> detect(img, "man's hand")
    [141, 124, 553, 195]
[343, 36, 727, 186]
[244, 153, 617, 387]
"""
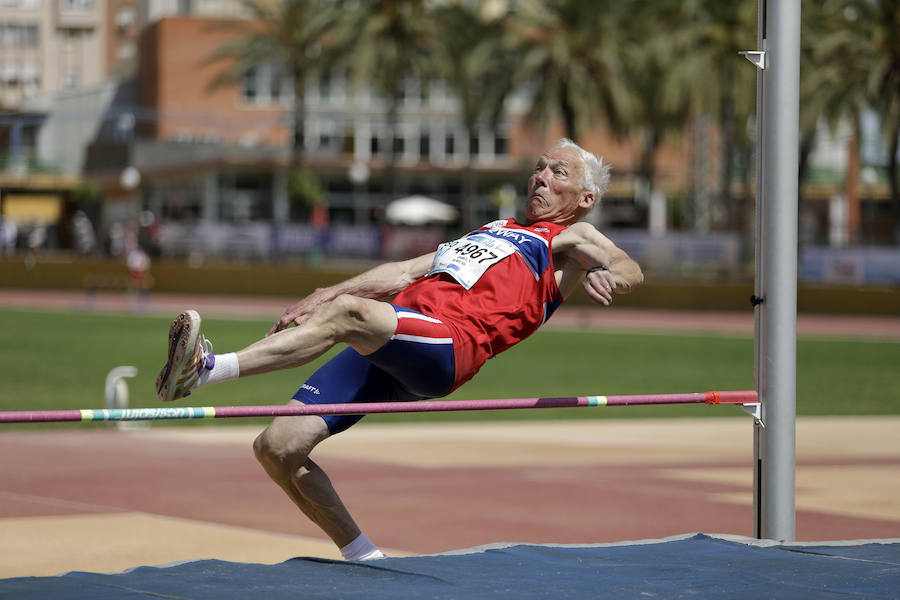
[267, 291, 328, 336]
[265, 252, 437, 337]
[582, 267, 616, 306]
[552, 222, 643, 301]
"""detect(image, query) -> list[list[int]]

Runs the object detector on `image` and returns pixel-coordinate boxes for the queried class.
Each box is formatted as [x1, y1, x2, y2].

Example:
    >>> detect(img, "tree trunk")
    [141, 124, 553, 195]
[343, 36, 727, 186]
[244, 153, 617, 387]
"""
[292, 70, 306, 167]
[846, 133, 860, 245]
[385, 76, 403, 204]
[797, 132, 816, 245]
[888, 122, 900, 243]
[461, 125, 479, 232]
[639, 126, 662, 234]
[639, 126, 657, 192]
[719, 97, 736, 231]
[559, 84, 578, 142]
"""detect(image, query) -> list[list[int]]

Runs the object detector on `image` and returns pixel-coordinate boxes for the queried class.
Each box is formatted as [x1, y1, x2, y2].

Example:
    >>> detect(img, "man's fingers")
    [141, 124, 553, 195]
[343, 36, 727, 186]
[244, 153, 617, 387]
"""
[588, 269, 615, 290]
[266, 314, 292, 337]
[582, 277, 612, 305]
[582, 269, 615, 305]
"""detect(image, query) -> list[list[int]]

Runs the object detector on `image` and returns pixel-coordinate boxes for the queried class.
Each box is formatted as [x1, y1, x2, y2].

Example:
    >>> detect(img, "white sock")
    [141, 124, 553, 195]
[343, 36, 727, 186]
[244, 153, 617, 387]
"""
[340, 533, 385, 561]
[197, 352, 239, 388]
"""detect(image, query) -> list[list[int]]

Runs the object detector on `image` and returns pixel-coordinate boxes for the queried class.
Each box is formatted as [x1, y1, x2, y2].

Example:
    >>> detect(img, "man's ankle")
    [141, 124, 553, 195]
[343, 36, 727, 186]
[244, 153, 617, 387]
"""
[340, 533, 385, 561]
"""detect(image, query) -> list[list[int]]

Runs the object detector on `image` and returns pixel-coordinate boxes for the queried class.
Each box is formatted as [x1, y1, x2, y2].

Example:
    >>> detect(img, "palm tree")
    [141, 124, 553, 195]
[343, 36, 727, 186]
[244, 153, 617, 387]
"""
[205, 0, 342, 166]
[797, 1, 855, 244]
[432, 3, 517, 230]
[333, 0, 436, 200]
[658, 0, 757, 231]
[504, 0, 632, 144]
[804, 0, 900, 242]
[617, 0, 692, 223]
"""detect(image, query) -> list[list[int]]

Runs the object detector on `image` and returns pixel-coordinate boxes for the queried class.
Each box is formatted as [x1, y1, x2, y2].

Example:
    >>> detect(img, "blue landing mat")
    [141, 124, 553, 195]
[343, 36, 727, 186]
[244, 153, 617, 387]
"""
[3, 533, 899, 599]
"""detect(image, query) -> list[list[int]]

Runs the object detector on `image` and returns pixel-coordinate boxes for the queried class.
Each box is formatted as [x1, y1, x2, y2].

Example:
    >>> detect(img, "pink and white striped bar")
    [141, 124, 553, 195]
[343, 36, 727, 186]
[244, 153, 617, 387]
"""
[0, 391, 757, 424]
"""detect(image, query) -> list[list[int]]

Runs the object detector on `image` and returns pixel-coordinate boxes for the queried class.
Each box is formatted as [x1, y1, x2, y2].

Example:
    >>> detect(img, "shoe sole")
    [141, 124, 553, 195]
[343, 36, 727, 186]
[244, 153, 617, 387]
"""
[155, 310, 201, 402]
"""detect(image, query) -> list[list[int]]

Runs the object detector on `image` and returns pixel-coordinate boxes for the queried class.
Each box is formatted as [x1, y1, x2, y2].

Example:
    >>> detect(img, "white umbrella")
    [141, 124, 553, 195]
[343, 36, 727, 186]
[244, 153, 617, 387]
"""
[385, 195, 459, 226]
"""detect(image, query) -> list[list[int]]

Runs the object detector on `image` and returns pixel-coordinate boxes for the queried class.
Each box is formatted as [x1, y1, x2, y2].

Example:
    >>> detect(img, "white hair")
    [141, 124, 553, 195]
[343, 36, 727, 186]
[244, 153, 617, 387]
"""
[553, 138, 612, 201]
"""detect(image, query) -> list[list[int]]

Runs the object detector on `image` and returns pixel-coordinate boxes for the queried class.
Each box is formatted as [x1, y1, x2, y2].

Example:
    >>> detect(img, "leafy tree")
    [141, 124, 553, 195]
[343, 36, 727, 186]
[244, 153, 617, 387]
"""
[205, 0, 343, 165]
[658, 0, 757, 231]
[504, 0, 632, 143]
[333, 0, 436, 197]
[433, 3, 517, 230]
[618, 0, 693, 223]
[804, 0, 900, 242]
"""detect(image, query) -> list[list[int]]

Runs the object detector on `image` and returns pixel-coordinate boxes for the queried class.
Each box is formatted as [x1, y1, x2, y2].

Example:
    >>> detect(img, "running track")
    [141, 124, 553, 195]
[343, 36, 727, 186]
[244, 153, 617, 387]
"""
[1, 289, 899, 577]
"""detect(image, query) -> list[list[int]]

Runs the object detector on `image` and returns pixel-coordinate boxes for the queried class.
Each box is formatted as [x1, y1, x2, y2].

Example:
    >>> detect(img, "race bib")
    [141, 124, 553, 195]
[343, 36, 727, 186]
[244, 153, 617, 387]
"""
[427, 232, 517, 289]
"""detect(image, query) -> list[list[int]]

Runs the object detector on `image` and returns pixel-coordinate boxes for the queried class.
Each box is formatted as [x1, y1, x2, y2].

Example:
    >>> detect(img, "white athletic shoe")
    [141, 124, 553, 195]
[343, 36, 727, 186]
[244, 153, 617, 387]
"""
[155, 310, 214, 402]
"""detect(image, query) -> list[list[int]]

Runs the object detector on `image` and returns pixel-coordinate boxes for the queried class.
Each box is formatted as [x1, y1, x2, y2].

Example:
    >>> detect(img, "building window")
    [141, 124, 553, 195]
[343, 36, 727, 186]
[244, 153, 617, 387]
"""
[316, 120, 344, 153]
[268, 64, 285, 103]
[0, 24, 40, 48]
[25, 24, 38, 47]
[240, 62, 293, 106]
[469, 135, 479, 157]
[2, 64, 18, 84]
[419, 134, 430, 159]
[158, 186, 203, 222]
[115, 6, 135, 30]
[241, 67, 258, 101]
[218, 172, 273, 222]
[494, 134, 508, 156]
[116, 41, 136, 61]
[62, 0, 94, 12]
[445, 133, 455, 156]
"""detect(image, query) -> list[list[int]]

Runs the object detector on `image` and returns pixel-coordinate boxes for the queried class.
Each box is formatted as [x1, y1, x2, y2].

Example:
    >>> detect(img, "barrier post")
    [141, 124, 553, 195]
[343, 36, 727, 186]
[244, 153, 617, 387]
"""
[752, 0, 800, 542]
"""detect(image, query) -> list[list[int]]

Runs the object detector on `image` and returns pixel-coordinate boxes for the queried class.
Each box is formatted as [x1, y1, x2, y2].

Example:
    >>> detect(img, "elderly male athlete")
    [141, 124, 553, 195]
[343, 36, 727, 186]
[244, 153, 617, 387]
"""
[155, 138, 643, 560]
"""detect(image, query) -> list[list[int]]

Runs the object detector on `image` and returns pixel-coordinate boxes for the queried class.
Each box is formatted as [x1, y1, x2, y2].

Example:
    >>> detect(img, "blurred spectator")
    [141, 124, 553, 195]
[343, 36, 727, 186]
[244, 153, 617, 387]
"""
[108, 222, 125, 257]
[138, 211, 161, 256]
[127, 245, 152, 303]
[27, 225, 46, 254]
[72, 211, 97, 255]
[0, 219, 17, 255]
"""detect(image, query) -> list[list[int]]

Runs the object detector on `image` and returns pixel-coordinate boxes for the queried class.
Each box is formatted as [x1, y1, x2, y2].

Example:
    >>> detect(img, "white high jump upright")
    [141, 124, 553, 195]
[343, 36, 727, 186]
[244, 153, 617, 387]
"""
[747, 0, 801, 541]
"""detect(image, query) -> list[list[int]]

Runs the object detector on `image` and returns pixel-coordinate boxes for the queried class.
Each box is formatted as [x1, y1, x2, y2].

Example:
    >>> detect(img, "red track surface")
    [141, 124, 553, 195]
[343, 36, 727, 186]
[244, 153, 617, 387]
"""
[2, 426, 898, 558]
[1, 289, 899, 576]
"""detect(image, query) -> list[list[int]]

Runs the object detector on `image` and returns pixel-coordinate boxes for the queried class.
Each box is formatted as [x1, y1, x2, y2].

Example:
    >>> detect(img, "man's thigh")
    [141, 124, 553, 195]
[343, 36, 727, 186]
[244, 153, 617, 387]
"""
[293, 347, 419, 435]
[294, 305, 456, 435]
[363, 305, 455, 398]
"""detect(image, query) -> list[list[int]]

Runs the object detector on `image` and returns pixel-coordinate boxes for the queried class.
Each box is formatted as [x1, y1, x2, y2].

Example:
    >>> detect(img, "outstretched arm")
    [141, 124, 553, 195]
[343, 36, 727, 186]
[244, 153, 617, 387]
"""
[553, 222, 643, 305]
[267, 251, 436, 335]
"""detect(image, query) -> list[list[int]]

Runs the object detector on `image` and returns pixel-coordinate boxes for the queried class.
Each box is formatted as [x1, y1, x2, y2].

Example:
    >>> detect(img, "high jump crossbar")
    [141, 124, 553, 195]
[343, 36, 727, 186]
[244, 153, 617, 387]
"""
[0, 390, 758, 424]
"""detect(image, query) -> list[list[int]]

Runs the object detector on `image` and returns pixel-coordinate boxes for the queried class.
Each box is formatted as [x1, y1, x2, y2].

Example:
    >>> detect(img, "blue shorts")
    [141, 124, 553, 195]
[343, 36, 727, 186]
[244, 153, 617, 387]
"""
[292, 306, 456, 434]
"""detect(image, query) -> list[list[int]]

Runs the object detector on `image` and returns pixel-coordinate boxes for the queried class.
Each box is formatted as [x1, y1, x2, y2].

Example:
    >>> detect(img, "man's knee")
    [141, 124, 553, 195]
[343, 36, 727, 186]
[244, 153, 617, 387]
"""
[325, 294, 397, 354]
[253, 427, 289, 476]
[327, 294, 374, 329]
[253, 414, 329, 475]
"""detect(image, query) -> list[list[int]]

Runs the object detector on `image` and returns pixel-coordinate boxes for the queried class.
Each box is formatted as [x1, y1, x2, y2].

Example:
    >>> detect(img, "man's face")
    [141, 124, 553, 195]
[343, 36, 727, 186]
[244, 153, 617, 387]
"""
[525, 146, 594, 225]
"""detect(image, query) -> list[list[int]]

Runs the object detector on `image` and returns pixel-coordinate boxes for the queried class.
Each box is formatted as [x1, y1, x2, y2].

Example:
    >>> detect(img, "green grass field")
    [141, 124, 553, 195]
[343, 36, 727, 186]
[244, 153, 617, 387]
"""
[1, 307, 898, 428]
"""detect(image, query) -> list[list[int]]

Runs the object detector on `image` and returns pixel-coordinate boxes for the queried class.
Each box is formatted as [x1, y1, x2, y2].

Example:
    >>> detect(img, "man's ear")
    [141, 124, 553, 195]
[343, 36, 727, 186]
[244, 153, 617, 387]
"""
[579, 192, 595, 210]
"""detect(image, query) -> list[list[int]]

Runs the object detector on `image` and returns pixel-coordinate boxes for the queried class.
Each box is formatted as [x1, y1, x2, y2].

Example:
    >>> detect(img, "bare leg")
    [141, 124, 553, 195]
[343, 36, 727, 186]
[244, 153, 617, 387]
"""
[239, 296, 397, 547]
[238, 295, 398, 377]
[253, 406, 362, 547]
